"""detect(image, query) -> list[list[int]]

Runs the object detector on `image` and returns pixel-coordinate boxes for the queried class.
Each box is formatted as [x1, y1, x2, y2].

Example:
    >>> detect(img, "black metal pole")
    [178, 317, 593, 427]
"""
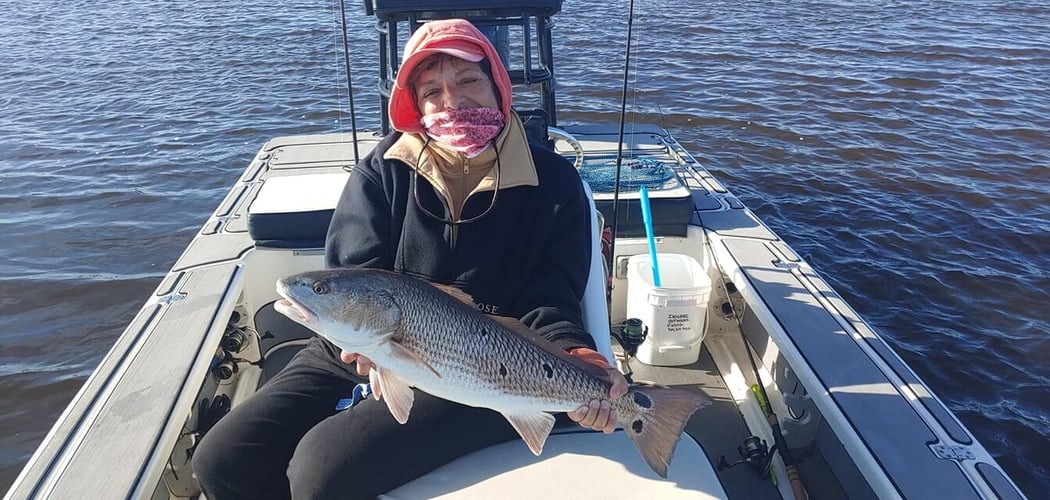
[338, 0, 360, 162]
[608, 0, 636, 278]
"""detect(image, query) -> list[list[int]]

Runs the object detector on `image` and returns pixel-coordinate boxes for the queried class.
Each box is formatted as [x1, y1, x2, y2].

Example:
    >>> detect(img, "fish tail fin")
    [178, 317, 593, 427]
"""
[619, 385, 712, 478]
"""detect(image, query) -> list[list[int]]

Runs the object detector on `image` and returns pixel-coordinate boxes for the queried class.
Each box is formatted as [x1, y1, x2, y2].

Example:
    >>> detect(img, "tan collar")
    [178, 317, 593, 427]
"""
[384, 111, 540, 199]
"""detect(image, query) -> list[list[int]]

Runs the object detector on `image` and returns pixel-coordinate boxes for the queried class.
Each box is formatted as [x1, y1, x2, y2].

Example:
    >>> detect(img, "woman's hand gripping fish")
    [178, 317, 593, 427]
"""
[274, 268, 711, 477]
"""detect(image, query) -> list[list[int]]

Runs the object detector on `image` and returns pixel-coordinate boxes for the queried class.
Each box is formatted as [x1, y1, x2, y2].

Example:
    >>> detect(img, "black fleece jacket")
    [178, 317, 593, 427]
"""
[324, 132, 595, 352]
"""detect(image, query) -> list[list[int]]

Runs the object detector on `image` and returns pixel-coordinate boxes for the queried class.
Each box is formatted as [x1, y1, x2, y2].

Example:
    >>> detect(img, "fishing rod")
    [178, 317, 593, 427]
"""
[607, 0, 636, 266]
[700, 223, 808, 500]
[604, 5, 806, 491]
[337, 0, 360, 162]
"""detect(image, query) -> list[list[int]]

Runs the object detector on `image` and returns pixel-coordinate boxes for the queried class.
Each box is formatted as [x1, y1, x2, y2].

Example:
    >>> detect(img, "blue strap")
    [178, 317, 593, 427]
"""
[335, 383, 373, 411]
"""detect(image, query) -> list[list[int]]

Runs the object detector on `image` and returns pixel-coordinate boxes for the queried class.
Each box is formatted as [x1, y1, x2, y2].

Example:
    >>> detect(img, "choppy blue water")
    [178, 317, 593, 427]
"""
[1, 0, 1047, 495]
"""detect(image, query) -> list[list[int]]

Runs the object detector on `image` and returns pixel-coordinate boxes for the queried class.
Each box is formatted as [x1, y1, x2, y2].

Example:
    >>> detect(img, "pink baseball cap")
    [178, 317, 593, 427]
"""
[389, 19, 513, 134]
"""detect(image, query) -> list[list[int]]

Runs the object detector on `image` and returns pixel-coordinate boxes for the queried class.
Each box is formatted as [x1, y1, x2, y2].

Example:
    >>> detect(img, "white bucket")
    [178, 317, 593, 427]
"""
[626, 253, 710, 366]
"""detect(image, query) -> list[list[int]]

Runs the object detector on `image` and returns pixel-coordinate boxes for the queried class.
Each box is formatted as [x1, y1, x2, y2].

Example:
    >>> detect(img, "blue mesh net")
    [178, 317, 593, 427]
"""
[577, 156, 677, 193]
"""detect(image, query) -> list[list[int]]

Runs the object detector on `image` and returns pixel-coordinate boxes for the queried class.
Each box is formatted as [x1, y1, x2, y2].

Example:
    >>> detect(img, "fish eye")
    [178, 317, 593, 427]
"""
[312, 281, 329, 295]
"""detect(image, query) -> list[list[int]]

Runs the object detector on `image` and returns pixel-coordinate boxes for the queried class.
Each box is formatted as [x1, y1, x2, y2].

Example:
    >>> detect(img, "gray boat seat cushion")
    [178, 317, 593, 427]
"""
[381, 430, 727, 499]
[247, 172, 350, 248]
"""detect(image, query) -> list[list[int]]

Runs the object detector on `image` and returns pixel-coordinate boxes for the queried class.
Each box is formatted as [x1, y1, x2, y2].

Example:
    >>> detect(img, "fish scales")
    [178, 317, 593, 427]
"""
[384, 276, 603, 407]
[275, 268, 711, 478]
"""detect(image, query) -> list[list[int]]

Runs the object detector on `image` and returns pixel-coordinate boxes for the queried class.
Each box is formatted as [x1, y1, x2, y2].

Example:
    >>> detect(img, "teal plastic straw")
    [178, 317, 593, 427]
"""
[639, 186, 662, 287]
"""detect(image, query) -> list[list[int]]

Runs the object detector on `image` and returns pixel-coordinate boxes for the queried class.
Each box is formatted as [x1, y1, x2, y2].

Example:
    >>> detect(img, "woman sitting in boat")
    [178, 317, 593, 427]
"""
[193, 18, 628, 499]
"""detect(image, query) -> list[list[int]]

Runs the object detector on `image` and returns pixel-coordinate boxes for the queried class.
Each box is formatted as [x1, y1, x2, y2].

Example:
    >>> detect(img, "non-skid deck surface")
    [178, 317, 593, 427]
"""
[624, 347, 781, 500]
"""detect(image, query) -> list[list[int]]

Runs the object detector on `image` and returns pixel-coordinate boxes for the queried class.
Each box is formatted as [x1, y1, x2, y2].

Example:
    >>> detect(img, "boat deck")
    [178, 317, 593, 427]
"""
[623, 346, 782, 499]
[625, 341, 849, 500]
[10, 126, 1024, 499]
[243, 126, 847, 498]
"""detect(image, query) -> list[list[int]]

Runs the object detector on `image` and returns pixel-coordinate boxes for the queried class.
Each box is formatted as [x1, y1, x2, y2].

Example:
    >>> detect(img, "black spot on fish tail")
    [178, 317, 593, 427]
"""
[499, 363, 508, 377]
[621, 386, 711, 478]
[542, 363, 553, 379]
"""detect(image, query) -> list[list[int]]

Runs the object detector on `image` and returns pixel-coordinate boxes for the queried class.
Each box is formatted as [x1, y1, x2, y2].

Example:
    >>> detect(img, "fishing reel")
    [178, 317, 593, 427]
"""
[612, 318, 648, 357]
[717, 435, 777, 476]
[221, 310, 251, 354]
[211, 351, 238, 381]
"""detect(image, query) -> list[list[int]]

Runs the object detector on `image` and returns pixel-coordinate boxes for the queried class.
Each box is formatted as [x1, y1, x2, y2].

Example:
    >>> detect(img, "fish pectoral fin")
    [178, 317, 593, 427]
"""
[388, 341, 442, 378]
[373, 367, 414, 424]
[502, 412, 556, 456]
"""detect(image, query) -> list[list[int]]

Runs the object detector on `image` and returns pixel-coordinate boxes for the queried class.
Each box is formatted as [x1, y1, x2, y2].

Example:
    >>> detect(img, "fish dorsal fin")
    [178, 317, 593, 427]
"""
[430, 282, 478, 307]
[489, 315, 612, 381]
[501, 412, 556, 456]
[372, 366, 415, 424]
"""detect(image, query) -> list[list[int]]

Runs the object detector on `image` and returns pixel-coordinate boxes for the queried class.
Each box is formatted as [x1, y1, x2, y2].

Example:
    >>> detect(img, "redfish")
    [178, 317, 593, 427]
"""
[275, 268, 709, 477]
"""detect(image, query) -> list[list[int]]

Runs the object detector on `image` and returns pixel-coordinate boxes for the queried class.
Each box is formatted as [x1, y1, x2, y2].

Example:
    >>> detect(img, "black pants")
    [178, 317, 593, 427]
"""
[192, 337, 522, 499]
